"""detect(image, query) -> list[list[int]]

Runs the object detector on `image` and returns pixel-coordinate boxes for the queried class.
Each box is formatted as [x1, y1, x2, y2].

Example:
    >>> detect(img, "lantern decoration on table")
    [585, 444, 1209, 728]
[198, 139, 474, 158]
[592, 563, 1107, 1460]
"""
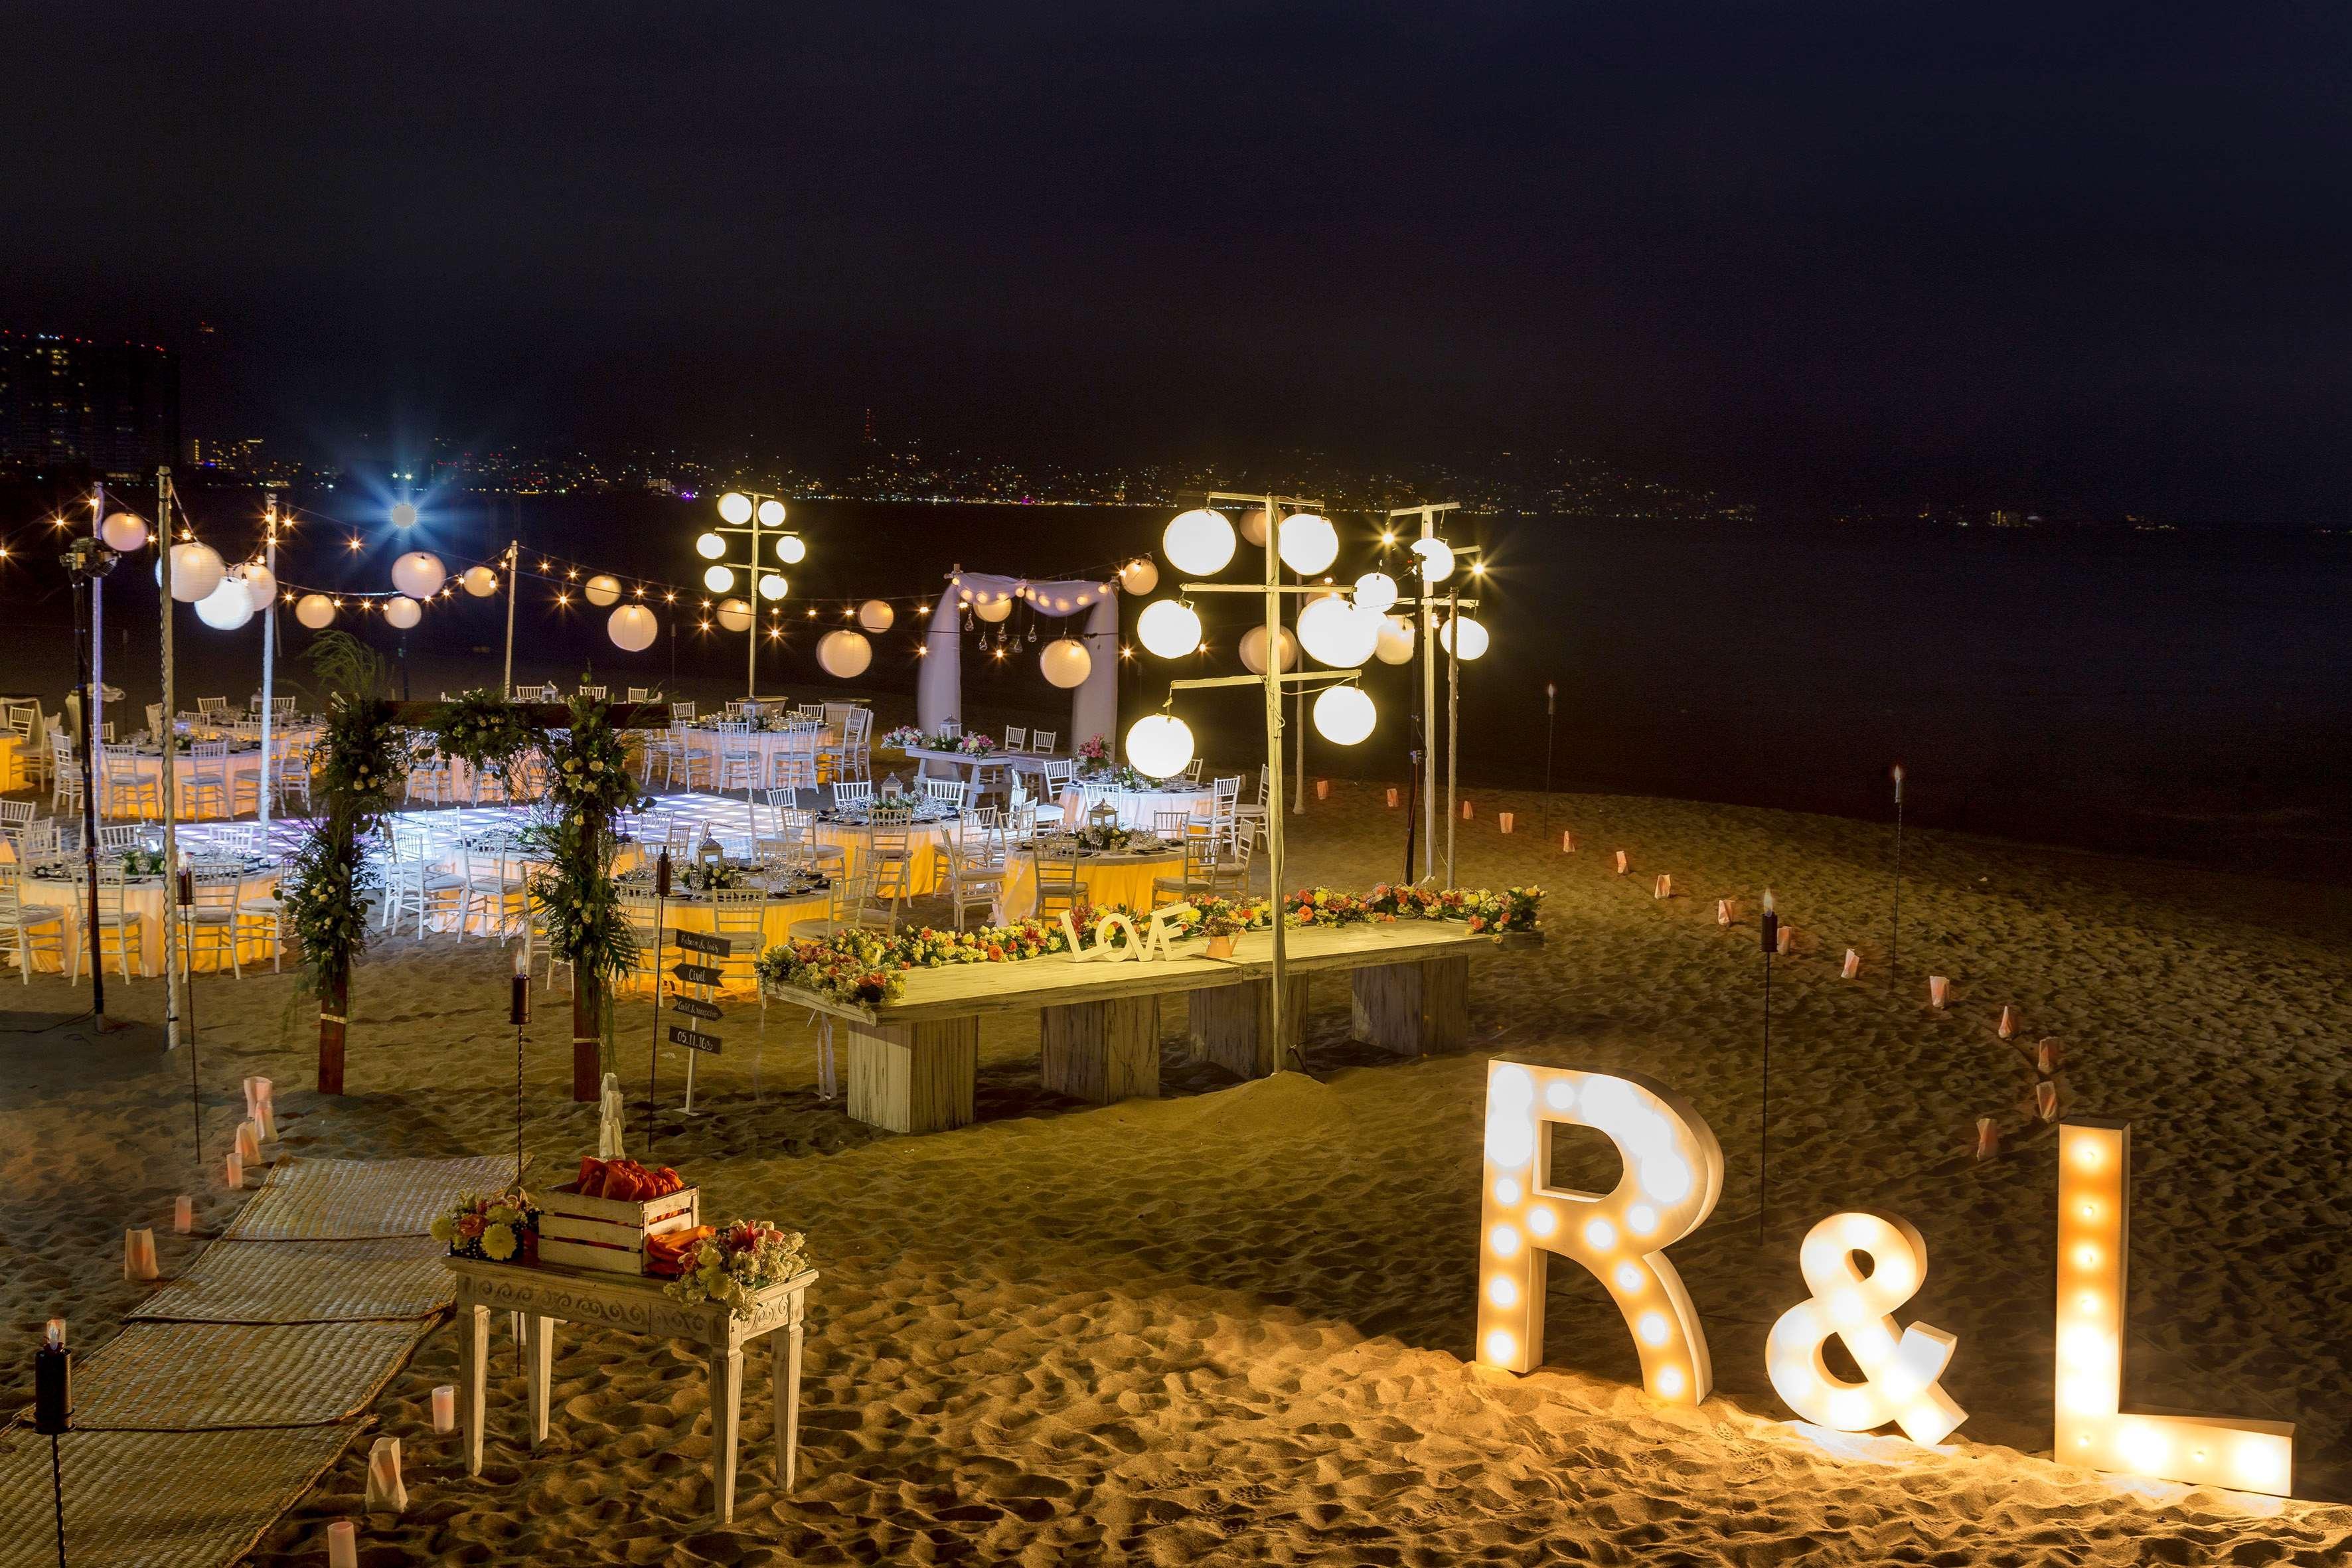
[1296, 593, 1381, 668]
[1040, 637, 1091, 688]
[1353, 570, 1399, 613]
[714, 597, 753, 633]
[607, 604, 658, 653]
[817, 628, 872, 678]
[1118, 557, 1159, 595]
[584, 574, 621, 607]
[195, 572, 257, 631]
[858, 599, 896, 633]
[1238, 624, 1298, 674]
[1439, 615, 1489, 661]
[1374, 613, 1415, 665]
[382, 596, 422, 630]
[1136, 599, 1203, 659]
[101, 510, 150, 553]
[461, 564, 499, 597]
[1277, 512, 1338, 575]
[295, 592, 337, 629]
[390, 550, 446, 599]
[1163, 507, 1237, 576]
[1312, 683, 1376, 745]
[164, 542, 226, 602]
[1125, 713, 1194, 779]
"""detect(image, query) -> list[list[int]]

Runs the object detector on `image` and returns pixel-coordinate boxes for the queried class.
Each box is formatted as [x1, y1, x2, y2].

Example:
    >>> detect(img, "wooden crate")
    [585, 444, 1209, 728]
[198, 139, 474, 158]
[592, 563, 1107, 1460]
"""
[538, 1183, 700, 1275]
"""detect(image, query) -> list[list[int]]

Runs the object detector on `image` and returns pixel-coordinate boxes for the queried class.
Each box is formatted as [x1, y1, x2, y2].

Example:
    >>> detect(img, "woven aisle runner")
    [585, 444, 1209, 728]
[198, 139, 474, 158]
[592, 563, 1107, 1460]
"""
[0, 1425, 352, 1568]
[130, 1237, 450, 1324]
[224, 1154, 525, 1240]
[67, 1321, 431, 1430]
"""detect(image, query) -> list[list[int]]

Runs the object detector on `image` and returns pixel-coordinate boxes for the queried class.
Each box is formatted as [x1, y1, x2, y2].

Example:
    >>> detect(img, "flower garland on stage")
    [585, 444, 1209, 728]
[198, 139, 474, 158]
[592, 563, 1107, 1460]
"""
[755, 885, 1544, 1007]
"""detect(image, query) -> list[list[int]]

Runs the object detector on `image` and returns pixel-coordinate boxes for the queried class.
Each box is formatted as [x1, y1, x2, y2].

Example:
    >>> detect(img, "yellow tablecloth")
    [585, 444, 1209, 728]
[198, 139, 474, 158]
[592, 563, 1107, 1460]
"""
[1000, 850, 1185, 919]
[1056, 785, 1219, 831]
[815, 821, 955, 894]
[0, 734, 21, 791]
[14, 872, 281, 975]
[615, 889, 833, 995]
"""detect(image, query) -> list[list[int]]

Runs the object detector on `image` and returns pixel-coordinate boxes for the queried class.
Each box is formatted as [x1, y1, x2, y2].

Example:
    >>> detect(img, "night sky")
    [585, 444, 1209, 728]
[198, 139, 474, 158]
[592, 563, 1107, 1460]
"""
[14, 3, 2349, 520]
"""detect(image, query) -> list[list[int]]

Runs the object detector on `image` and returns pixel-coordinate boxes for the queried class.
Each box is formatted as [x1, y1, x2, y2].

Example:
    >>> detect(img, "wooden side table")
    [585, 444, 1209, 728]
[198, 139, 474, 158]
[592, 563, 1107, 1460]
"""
[444, 1255, 817, 1524]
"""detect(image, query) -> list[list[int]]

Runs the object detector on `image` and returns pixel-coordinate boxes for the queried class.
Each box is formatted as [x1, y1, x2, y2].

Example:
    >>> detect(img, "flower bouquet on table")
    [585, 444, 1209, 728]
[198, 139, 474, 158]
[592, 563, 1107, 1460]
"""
[114, 844, 169, 878]
[680, 860, 747, 894]
[880, 724, 925, 751]
[433, 1188, 540, 1264]
[953, 732, 998, 756]
[1074, 734, 1111, 772]
[656, 1219, 813, 1316]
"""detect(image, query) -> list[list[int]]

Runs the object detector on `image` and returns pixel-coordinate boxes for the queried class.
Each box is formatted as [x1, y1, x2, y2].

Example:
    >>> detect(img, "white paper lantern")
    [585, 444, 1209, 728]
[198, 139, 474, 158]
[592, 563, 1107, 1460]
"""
[757, 572, 789, 601]
[242, 562, 277, 609]
[858, 599, 895, 633]
[295, 593, 336, 629]
[696, 532, 726, 560]
[974, 593, 1012, 623]
[584, 573, 621, 607]
[195, 574, 256, 631]
[817, 628, 872, 678]
[390, 551, 446, 599]
[1040, 637, 1091, 688]
[390, 501, 419, 529]
[607, 603, 658, 653]
[1118, 558, 1159, 595]
[1440, 615, 1490, 661]
[1411, 536, 1456, 583]
[776, 534, 807, 564]
[1313, 684, 1376, 745]
[1125, 714, 1194, 779]
[1239, 507, 1271, 548]
[100, 512, 149, 553]
[714, 597, 753, 633]
[1278, 512, 1338, 575]
[1374, 614, 1415, 665]
[382, 596, 422, 630]
[166, 542, 225, 603]
[1296, 593, 1380, 668]
[1136, 599, 1203, 659]
[461, 564, 499, 597]
[1239, 624, 1298, 674]
[718, 492, 753, 525]
[1354, 571, 1399, 613]
[756, 498, 787, 527]
[1162, 508, 1236, 577]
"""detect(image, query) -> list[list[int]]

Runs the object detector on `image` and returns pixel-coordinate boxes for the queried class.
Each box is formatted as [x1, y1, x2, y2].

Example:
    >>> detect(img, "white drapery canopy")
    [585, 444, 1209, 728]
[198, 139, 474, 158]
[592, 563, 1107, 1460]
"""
[917, 569, 1121, 749]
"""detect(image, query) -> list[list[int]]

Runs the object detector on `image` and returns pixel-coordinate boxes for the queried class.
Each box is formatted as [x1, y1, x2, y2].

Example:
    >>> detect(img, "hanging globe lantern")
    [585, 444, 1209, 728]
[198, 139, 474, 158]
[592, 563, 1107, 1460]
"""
[1117, 558, 1158, 595]
[1162, 508, 1236, 576]
[607, 604, 659, 653]
[1125, 714, 1195, 779]
[1354, 571, 1399, 613]
[584, 573, 621, 607]
[704, 564, 736, 593]
[461, 564, 499, 596]
[1410, 536, 1456, 583]
[1040, 637, 1092, 688]
[165, 542, 226, 603]
[1374, 613, 1415, 665]
[294, 593, 336, 629]
[1312, 684, 1377, 745]
[717, 492, 753, 524]
[858, 599, 895, 633]
[695, 532, 726, 560]
[1295, 593, 1380, 668]
[195, 573, 256, 631]
[241, 562, 278, 609]
[1277, 512, 1338, 575]
[1238, 507, 1271, 548]
[756, 498, 787, 527]
[776, 534, 807, 564]
[382, 596, 422, 630]
[817, 629, 873, 678]
[1439, 615, 1490, 661]
[390, 550, 446, 599]
[100, 511, 149, 553]
[714, 597, 754, 633]
[1238, 624, 1298, 674]
[1135, 599, 1202, 659]
[973, 593, 1013, 623]
[757, 572, 789, 601]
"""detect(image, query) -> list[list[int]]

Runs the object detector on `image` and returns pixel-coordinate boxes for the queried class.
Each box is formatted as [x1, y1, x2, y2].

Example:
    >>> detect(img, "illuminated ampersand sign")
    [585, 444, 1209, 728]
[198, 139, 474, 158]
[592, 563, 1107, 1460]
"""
[1765, 1211, 1966, 1444]
[1474, 1061, 1723, 1405]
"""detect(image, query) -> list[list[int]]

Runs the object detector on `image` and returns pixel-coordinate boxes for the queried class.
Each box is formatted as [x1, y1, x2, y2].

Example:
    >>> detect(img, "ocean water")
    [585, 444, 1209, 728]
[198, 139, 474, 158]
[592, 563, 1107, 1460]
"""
[15, 493, 2349, 880]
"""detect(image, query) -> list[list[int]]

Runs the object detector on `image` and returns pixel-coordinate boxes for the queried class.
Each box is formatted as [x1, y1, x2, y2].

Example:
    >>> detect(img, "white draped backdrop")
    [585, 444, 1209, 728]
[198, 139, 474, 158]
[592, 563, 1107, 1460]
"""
[917, 570, 1121, 747]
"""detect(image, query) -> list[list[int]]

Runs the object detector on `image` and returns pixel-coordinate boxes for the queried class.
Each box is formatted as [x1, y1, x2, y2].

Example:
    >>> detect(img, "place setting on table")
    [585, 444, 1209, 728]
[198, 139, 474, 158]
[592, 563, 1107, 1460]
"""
[14, 838, 281, 976]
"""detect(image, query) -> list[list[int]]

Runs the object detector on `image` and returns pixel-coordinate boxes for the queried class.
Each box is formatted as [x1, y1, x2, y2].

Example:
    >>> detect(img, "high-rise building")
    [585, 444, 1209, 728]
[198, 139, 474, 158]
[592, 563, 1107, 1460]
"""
[0, 329, 181, 479]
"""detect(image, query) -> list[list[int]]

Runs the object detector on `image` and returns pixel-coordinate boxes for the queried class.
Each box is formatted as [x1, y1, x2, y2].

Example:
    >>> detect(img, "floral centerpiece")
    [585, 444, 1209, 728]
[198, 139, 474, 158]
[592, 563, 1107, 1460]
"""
[660, 1219, 812, 1317]
[680, 859, 747, 893]
[433, 1188, 539, 1264]
[115, 844, 169, 878]
[954, 732, 998, 756]
[1075, 734, 1111, 773]
[1034, 823, 1165, 855]
[880, 724, 925, 751]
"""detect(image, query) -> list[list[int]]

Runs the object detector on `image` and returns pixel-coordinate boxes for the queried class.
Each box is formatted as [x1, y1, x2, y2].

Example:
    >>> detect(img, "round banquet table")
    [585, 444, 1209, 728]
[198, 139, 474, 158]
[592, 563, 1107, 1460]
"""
[1000, 847, 1186, 920]
[814, 819, 955, 894]
[680, 727, 836, 784]
[612, 885, 834, 994]
[0, 734, 21, 791]
[101, 749, 263, 820]
[1056, 785, 1217, 832]
[13, 868, 282, 975]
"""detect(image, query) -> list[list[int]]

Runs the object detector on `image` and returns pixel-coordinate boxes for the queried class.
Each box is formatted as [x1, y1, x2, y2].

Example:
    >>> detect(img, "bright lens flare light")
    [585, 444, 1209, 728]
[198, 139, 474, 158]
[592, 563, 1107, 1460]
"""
[390, 501, 419, 528]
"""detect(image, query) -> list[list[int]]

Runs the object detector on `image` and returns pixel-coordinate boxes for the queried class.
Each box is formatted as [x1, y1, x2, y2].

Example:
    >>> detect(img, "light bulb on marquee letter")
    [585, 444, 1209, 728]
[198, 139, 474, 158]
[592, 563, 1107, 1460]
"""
[1766, 1210, 1966, 1445]
[2053, 1119, 2293, 1496]
[1474, 1061, 1723, 1405]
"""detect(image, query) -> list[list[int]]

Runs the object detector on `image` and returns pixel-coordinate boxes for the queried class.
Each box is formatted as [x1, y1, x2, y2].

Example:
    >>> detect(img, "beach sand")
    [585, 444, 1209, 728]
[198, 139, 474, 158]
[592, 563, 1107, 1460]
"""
[6, 787, 2350, 1563]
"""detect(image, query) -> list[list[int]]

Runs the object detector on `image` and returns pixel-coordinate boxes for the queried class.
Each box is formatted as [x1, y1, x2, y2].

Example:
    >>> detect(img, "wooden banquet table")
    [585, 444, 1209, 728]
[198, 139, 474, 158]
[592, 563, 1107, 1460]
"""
[901, 745, 1016, 793]
[998, 845, 1184, 919]
[777, 920, 1539, 1135]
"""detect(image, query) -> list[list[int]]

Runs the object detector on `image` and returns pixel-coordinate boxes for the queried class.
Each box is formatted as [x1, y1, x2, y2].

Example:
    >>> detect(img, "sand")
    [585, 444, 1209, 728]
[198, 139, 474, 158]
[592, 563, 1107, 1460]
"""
[6, 786, 2351, 1564]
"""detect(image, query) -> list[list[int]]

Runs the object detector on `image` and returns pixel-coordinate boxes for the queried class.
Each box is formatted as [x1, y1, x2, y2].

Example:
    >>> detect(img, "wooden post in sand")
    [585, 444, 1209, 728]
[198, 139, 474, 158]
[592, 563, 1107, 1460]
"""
[572, 806, 605, 1102]
[319, 976, 349, 1096]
